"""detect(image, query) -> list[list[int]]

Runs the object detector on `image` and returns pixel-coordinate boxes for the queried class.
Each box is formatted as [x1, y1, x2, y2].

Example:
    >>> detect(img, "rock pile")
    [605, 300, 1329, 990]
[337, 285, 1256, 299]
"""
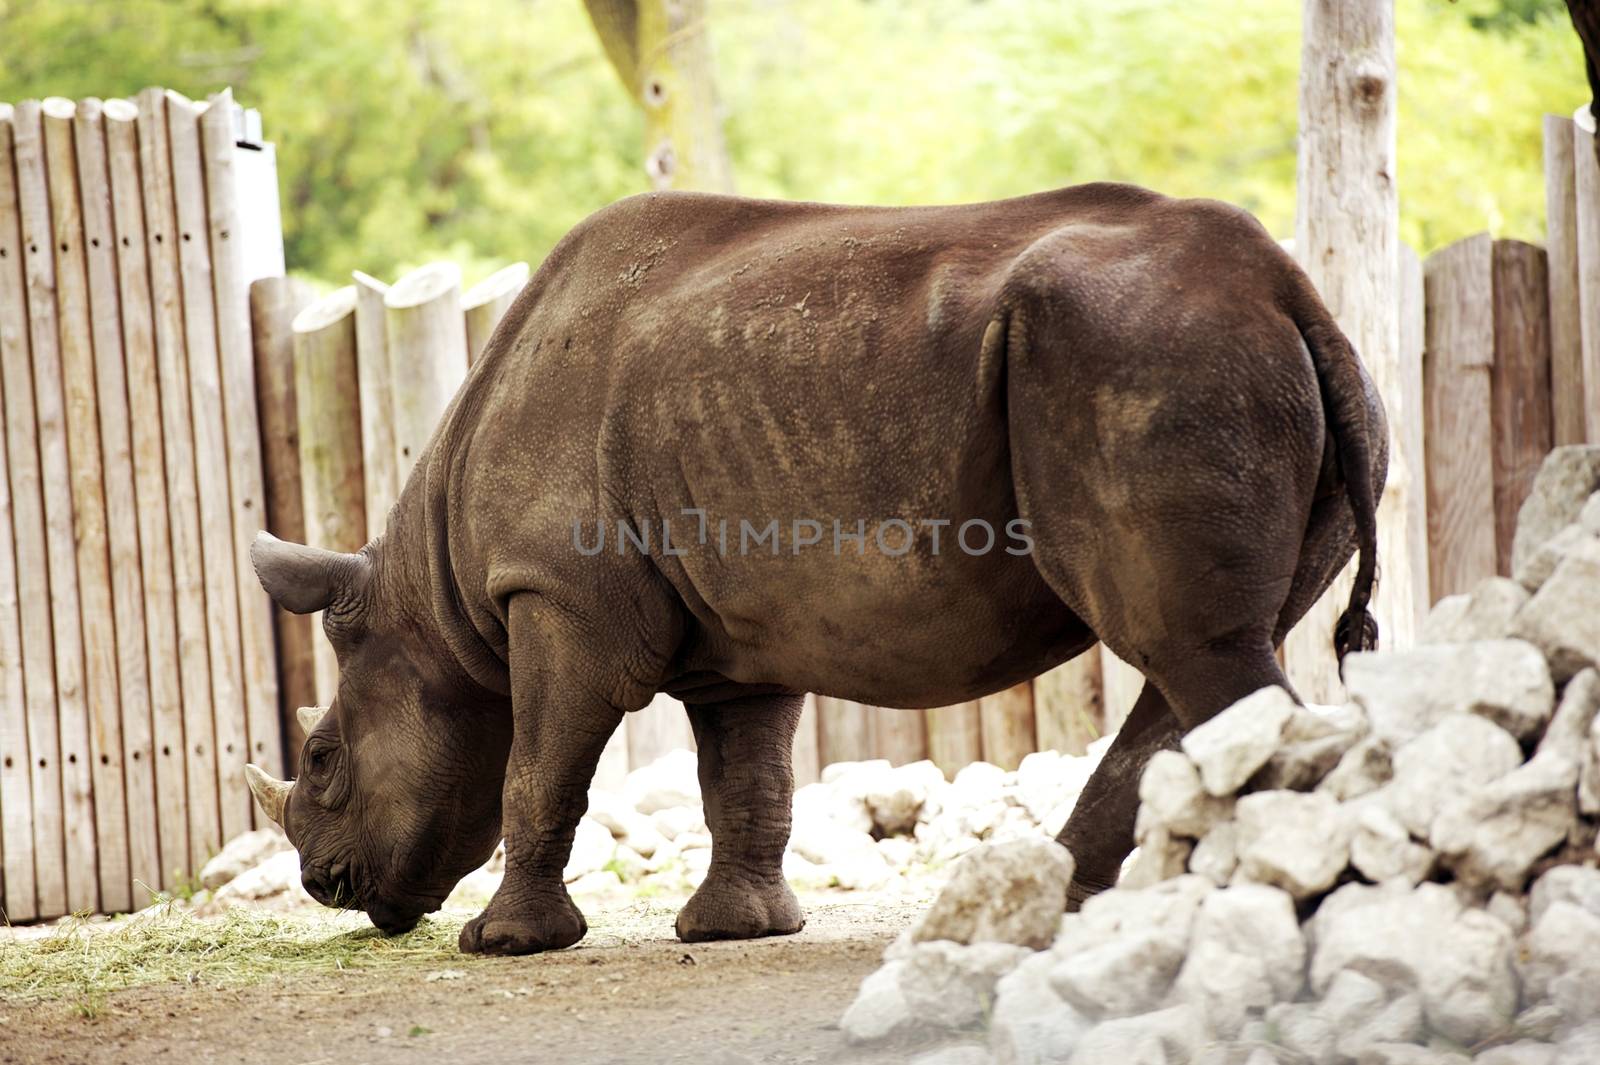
[841, 445, 1600, 1064]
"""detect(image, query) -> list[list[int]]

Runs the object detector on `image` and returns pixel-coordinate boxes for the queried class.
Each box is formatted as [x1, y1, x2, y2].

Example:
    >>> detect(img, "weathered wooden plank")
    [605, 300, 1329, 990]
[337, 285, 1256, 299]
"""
[1423, 234, 1498, 600]
[1545, 116, 1587, 446]
[792, 693, 821, 787]
[351, 271, 398, 536]
[815, 696, 874, 768]
[1576, 113, 1600, 443]
[870, 707, 928, 768]
[592, 719, 630, 793]
[21, 98, 101, 913]
[292, 286, 366, 705]
[1284, 0, 1414, 699]
[137, 85, 219, 874]
[924, 701, 981, 778]
[462, 261, 529, 365]
[625, 693, 696, 770]
[0, 104, 39, 921]
[106, 96, 189, 890]
[1100, 644, 1144, 735]
[76, 97, 160, 905]
[168, 90, 252, 845]
[250, 277, 318, 768]
[385, 263, 468, 485]
[1033, 652, 1103, 756]
[201, 90, 283, 802]
[979, 682, 1035, 771]
[1489, 240, 1554, 576]
[1397, 243, 1431, 619]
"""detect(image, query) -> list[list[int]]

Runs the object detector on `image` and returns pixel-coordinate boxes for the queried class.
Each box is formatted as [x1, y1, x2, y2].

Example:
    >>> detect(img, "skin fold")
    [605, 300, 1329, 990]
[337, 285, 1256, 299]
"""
[246, 183, 1385, 955]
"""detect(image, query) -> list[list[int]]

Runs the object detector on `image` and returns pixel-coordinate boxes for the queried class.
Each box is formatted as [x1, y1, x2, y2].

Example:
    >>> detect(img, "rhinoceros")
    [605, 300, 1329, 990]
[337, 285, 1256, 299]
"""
[244, 183, 1385, 955]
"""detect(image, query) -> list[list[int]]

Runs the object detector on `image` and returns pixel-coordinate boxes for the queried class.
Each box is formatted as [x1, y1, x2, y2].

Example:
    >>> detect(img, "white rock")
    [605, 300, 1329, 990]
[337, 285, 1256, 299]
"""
[1349, 801, 1433, 886]
[865, 759, 947, 836]
[622, 747, 701, 814]
[568, 869, 623, 896]
[1074, 874, 1214, 947]
[989, 951, 1092, 1065]
[1180, 686, 1295, 796]
[1541, 668, 1600, 768]
[1343, 640, 1555, 742]
[950, 761, 1011, 810]
[912, 839, 1074, 950]
[1190, 821, 1239, 886]
[1050, 925, 1186, 1018]
[1233, 790, 1351, 900]
[1135, 750, 1232, 840]
[912, 1048, 996, 1065]
[1063, 1005, 1205, 1065]
[1530, 864, 1600, 925]
[1253, 702, 1369, 792]
[1476, 1043, 1557, 1065]
[1519, 900, 1600, 1024]
[1385, 714, 1523, 839]
[210, 849, 313, 907]
[199, 828, 290, 890]
[877, 835, 917, 868]
[900, 940, 1032, 1029]
[562, 817, 617, 883]
[608, 844, 647, 882]
[1308, 881, 1516, 1045]
[1170, 884, 1305, 1037]
[1014, 750, 1095, 832]
[651, 805, 705, 842]
[443, 866, 502, 908]
[1320, 736, 1395, 801]
[1584, 491, 1600, 534]
[841, 960, 913, 1043]
[1487, 890, 1529, 935]
[586, 788, 664, 857]
[781, 849, 835, 891]
[1513, 538, 1600, 683]
[1510, 445, 1600, 577]
[1556, 1022, 1600, 1065]
[1516, 523, 1595, 592]
[1431, 753, 1576, 890]
[1118, 829, 1193, 890]
[1420, 577, 1531, 644]
[1355, 1044, 1468, 1065]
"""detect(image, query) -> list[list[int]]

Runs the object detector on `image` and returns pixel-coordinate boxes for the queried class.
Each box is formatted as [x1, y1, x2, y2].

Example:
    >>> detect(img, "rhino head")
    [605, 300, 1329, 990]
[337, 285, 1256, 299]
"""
[244, 531, 511, 934]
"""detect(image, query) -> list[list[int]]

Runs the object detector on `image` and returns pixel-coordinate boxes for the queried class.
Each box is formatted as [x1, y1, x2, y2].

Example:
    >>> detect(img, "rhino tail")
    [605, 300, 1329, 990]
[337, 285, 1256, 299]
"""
[1289, 281, 1382, 665]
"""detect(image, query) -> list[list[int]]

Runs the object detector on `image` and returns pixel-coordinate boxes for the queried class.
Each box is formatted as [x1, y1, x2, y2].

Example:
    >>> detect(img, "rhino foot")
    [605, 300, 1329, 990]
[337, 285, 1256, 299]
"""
[459, 894, 587, 955]
[675, 871, 805, 943]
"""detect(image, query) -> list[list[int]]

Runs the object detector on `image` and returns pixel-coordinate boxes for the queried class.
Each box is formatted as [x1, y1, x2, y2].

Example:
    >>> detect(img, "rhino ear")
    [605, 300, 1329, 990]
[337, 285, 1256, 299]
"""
[251, 531, 368, 615]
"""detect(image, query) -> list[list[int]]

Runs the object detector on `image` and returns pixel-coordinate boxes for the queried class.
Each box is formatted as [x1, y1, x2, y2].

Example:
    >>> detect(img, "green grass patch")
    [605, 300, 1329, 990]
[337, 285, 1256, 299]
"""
[0, 904, 470, 1007]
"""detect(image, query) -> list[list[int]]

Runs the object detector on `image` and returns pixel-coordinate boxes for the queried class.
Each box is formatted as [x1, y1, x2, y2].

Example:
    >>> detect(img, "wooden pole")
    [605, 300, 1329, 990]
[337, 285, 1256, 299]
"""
[924, 702, 981, 778]
[1488, 240, 1554, 577]
[870, 707, 928, 768]
[1423, 234, 1498, 600]
[1576, 111, 1600, 443]
[1283, 0, 1412, 702]
[978, 682, 1035, 771]
[75, 97, 160, 905]
[1545, 115, 1587, 446]
[106, 97, 189, 890]
[815, 696, 873, 767]
[250, 277, 318, 768]
[292, 286, 367, 704]
[168, 90, 252, 845]
[26, 98, 104, 914]
[0, 104, 40, 921]
[462, 261, 528, 365]
[1397, 244, 1431, 618]
[1033, 653, 1103, 756]
[352, 270, 398, 536]
[792, 693, 821, 786]
[201, 90, 284, 800]
[384, 262, 469, 486]
[1099, 644, 1143, 734]
[136, 85, 218, 874]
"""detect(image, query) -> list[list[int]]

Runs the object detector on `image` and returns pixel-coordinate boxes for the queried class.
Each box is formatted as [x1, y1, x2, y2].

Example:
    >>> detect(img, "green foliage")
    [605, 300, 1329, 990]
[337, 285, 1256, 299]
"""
[0, 0, 1587, 285]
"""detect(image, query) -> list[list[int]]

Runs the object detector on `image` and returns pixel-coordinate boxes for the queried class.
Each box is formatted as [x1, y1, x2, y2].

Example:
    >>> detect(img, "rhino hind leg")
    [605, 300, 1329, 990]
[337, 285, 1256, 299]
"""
[675, 692, 805, 944]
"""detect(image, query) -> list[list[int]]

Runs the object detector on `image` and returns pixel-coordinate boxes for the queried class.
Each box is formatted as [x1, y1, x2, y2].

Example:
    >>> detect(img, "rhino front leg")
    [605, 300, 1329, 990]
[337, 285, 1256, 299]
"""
[459, 595, 628, 956]
[675, 692, 805, 943]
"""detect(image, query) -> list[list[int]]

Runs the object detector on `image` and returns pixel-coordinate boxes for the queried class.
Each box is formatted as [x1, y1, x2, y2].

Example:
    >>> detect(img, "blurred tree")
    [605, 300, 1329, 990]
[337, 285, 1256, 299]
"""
[584, 0, 734, 190]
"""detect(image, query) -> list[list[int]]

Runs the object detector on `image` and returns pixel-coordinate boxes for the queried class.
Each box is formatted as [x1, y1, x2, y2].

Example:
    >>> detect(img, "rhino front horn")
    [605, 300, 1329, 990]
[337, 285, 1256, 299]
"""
[297, 705, 328, 734]
[245, 763, 292, 826]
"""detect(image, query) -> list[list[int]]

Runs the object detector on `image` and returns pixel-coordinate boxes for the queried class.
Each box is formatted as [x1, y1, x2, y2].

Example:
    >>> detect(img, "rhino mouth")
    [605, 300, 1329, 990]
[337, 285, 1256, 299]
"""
[301, 861, 437, 935]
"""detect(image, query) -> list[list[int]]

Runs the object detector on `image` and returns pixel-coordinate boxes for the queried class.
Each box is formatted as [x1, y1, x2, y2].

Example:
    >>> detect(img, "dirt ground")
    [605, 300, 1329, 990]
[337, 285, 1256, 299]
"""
[0, 892, 978, 1065]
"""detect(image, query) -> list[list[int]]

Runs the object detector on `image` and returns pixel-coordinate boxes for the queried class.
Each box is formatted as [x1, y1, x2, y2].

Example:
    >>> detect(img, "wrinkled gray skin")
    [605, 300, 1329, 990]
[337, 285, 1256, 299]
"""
[247, 183, 1386, 955]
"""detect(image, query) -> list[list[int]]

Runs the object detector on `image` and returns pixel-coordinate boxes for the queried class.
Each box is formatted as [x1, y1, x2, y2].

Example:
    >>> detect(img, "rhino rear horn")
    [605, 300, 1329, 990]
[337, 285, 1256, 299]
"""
[251, 531, 368, 615]
[245, 763, 292, 827]
[297, 705, 329, 734]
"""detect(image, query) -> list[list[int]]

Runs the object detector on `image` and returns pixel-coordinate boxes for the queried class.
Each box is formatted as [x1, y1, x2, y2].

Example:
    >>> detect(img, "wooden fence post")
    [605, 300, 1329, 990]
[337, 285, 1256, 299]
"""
[292, 286, 367, 704]
[1284, 0, 1414, 702]
[251, 276, 318, 766]
[625, 693, 696, 770]
[1100, 645, 1143, 734]
[1033, 653, 1103, 756]
[1423, 234, 1498, 600]
[75, 97, 160, 904]
[924, 701, 981, 778]
[816, 696, 874, 767]
[201, 90, 284, 795]
[168, 90, 252, 845]
[1489, 240, 1554, 576]
[463, 261, 529, 365]
[792, 693, 821, 786]
[1397, 244, 1430, 621]
[385, 262, 468, 485]
[1576, 112, 1600, 444]
[136, 85, 219, 875]
[871, 708, 929, 768]
[106, 97, 189, 889]
[979, 682, 1035, 771]
[19, 98, 101, 913]
[1545, 116, 1587, 446]
[352, 271, 399, 535]
[0, 103, 39, 921]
